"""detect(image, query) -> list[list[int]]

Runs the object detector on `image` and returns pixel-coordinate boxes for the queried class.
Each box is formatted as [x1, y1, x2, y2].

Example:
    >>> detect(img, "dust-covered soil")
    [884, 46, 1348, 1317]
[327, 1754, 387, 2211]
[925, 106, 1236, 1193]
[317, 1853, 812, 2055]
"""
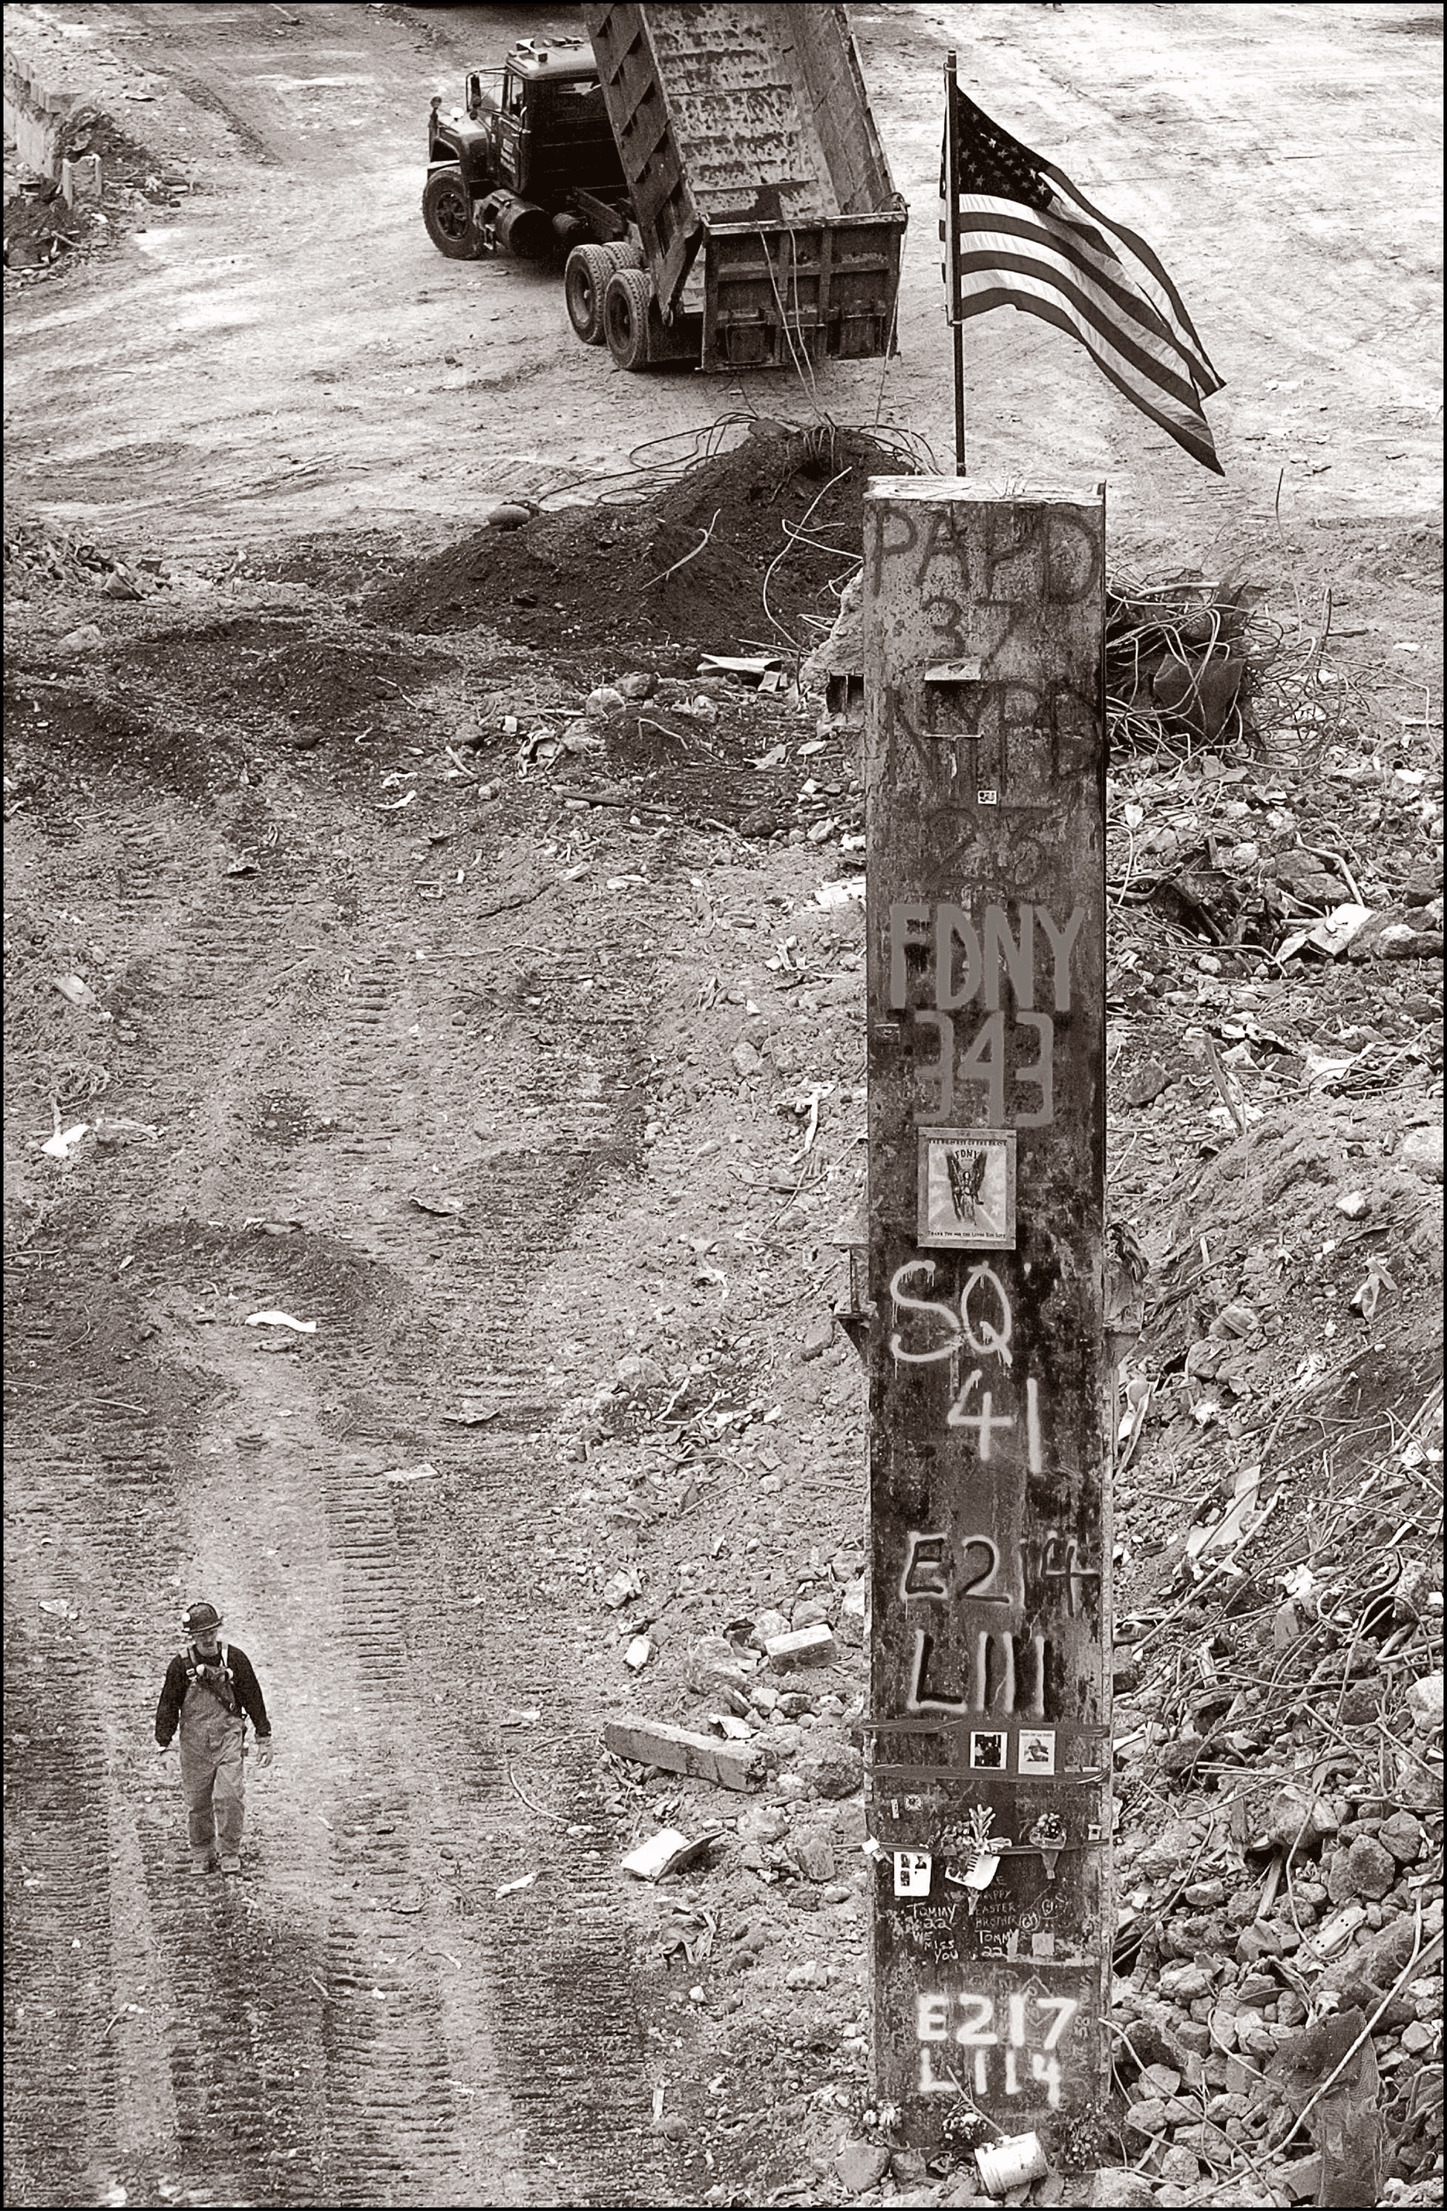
[360, 423, 928, 669]
[3, 4, 1443, 2208]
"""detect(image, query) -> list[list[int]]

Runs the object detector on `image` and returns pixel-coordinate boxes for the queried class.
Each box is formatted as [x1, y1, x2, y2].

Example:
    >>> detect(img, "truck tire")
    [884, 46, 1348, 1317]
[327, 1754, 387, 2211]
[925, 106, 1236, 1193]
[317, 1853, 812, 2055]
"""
[564, 244, 613, 345]
[600, 239, 645, 272]
[603, 267, 655, 371]
[423, 167, 483, 259]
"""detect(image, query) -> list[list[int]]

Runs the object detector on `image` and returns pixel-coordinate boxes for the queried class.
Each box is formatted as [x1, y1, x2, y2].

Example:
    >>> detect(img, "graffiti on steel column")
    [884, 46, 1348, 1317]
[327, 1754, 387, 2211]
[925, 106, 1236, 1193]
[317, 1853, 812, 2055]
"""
[868, 494, 1108, 2125]
[1029, 1530, 1102, 1618]
[898, 1506, 1048, 1723]
[888, 1259, 1042, 1456]
[898, 1524, 1102, 1614]
[886, 901, 1085, 1130]
[905, 1626, 1050, 1719]
[868, 501, 1101, 909]
[888, 1260, 1014, 1366]
[868, 500, 1103, 610]
[915, 1989, 1081, 2107]
[878, 684, 1096, 816]
[886, 1236, 1103, 1730]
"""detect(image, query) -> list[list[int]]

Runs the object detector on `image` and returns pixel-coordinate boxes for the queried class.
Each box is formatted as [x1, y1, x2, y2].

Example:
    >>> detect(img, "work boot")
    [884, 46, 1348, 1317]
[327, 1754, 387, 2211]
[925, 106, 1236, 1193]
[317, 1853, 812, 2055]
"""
[218, 1854, 242, 1875]
[191, 1853, 216, 1876]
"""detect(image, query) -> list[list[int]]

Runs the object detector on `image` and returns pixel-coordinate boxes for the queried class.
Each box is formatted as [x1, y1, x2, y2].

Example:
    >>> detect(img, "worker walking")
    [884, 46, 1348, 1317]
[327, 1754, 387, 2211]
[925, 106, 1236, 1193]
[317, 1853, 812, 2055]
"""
[154, 1600, 272, 1875]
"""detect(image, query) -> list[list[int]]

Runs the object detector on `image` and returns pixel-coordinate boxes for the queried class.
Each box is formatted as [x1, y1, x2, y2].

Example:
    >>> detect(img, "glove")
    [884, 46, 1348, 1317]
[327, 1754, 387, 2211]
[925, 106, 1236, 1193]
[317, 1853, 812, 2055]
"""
[254, 1738, 274, 1768]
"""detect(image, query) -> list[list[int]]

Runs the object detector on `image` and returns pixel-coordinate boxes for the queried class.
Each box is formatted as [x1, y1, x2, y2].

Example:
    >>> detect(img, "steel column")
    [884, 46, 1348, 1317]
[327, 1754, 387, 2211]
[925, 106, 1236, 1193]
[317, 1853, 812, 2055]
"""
[862, 478, 1112, 2152]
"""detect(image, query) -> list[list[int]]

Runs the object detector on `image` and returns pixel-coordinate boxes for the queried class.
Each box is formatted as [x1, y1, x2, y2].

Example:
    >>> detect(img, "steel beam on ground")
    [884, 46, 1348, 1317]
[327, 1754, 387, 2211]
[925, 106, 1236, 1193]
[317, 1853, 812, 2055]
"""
[861, 478, 1112, 2151]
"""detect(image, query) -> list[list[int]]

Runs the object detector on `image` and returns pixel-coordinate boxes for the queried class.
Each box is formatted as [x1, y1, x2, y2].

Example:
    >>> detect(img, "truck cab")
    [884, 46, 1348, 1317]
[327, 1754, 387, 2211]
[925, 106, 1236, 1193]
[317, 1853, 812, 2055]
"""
[424, 37, 627, 260]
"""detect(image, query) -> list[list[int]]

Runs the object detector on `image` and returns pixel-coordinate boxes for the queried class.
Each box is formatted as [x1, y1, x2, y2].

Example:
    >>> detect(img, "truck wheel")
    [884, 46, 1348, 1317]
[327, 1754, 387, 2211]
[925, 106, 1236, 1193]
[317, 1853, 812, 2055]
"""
[423, 167, 483, 259]
[603, 267, 655, 371]
[600, 240, 645, 272]
[564, 244, 613, 345]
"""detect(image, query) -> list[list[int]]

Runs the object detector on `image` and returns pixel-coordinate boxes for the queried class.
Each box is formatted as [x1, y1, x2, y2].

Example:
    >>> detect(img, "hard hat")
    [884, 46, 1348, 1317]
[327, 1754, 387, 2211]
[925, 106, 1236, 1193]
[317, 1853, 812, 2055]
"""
[184, 1601, 222, 1633]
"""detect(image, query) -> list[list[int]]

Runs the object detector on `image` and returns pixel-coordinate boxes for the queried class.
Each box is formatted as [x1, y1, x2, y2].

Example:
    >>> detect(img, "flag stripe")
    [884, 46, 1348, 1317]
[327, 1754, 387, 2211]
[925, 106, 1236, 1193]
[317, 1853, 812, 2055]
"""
[941, 77, 1223, 473]
[956, 280, 1223, 475]
[955, 254, 1218, 464]
[954, 202, 1214, 402]
[1038, 157, 1222, 392]
[955, 236, 1213, 419]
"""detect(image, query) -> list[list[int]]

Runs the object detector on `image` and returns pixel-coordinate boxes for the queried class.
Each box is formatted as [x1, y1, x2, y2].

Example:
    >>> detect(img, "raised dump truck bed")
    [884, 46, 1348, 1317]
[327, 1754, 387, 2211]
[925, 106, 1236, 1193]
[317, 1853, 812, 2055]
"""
[580, 2, 906, 370]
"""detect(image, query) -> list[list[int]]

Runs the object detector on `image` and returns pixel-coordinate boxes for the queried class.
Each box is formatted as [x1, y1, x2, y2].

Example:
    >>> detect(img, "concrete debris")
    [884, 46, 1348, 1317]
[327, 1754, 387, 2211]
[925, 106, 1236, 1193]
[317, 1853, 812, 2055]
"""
[1399, 1125, 1444, 1183]
[603, 1717, 762, 1793]
[601, 1569, 641, 1610]
[620, 1828, 711, 1880]
[799, 1314, 835, 1360]
[40, 1121, 89, 1159]
[1086, 2172, 1153, 2208]
[834, 2140, 889, 2193]
[762, 1622, 835, 1667]
[813, 876, 866, 910]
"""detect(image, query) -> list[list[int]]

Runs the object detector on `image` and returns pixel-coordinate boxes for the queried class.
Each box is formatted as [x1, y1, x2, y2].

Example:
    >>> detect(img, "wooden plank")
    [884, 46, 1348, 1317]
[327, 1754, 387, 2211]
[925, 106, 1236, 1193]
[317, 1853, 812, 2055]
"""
[861, 479, 1112, 2148]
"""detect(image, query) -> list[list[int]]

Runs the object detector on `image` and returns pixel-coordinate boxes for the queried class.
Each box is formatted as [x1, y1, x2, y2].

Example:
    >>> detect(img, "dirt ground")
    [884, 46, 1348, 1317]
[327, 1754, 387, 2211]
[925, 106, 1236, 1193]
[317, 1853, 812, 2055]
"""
[3, 4, 1442, 2209]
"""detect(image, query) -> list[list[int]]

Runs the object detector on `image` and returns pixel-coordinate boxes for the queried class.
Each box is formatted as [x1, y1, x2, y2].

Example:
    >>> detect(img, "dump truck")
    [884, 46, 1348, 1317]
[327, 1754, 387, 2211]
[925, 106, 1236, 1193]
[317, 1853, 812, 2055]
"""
[422, 3, 907, 374]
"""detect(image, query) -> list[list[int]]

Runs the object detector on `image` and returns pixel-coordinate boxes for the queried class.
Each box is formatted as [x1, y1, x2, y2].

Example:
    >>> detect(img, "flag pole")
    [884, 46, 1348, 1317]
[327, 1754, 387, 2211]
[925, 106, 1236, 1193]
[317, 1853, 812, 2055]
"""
[945, 49, 965, 475]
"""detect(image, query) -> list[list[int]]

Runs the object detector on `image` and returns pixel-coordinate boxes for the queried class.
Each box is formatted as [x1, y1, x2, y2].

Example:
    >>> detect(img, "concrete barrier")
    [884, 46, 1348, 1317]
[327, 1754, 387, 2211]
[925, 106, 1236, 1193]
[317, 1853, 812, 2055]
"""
[3, 41, 94, 179]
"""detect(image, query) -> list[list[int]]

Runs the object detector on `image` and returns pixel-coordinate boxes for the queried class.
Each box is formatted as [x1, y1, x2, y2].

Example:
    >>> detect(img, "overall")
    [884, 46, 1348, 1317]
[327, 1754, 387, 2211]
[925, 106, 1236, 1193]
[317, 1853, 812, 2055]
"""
[178, 1650, 246, 1864]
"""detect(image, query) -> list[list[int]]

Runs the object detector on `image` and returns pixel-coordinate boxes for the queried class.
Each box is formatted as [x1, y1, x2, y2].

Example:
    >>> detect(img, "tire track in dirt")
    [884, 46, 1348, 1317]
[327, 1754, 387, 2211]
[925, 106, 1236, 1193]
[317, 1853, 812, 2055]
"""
[292, 883, 682, 2203]
[3, 1362, 423, 2206]
[5, 780, 685, 2204]
[3, 1569, 122, 2208]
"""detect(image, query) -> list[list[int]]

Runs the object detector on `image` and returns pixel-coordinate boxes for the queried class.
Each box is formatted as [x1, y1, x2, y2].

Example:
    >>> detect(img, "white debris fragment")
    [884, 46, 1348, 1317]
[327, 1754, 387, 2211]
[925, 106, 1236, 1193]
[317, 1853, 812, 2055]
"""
[814, 877, 865, 910]
[621, 1828, 704, 1880]
[41, 1123, 90, 1159]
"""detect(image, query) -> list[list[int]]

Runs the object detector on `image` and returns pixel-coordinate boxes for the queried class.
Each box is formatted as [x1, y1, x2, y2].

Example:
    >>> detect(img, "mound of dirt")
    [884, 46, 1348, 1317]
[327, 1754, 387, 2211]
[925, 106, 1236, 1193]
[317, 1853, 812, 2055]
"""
[118, 616, 446, 726]
[364, 425, 904, 666]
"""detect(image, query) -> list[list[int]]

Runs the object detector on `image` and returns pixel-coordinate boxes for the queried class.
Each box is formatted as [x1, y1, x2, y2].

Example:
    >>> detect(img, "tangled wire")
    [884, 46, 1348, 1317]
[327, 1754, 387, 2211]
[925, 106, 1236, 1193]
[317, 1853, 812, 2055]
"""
[1105, 567, 1366, 766]
[530, 406, 937, 514]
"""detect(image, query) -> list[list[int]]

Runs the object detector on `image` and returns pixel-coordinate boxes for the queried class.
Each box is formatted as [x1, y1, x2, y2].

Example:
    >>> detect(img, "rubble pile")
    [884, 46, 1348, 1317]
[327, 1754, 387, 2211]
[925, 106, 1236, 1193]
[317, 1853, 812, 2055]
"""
[362, 423, 914, 666]
[525, 1232, 1442, 2204]
[461, 551, 1439, 2200]
[4, 448, 1439, 2203]
[1108, 1417, 1443, 2203]
[3, 109, 190, 280]
[3, 515, 165, 604]
[2, 177, 87, 269]
[1106, 576, 1263, 753]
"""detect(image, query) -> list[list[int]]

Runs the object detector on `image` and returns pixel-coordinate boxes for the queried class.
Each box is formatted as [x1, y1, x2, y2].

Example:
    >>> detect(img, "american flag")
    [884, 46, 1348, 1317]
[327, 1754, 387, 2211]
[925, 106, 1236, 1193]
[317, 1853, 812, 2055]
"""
[942, 81, 1224, 475]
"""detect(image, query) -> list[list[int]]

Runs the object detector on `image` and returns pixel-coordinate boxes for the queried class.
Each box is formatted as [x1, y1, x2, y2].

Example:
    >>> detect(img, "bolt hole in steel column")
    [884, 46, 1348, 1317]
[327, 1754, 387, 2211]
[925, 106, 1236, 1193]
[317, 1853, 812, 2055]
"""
[862, 479, 1111, 2152]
